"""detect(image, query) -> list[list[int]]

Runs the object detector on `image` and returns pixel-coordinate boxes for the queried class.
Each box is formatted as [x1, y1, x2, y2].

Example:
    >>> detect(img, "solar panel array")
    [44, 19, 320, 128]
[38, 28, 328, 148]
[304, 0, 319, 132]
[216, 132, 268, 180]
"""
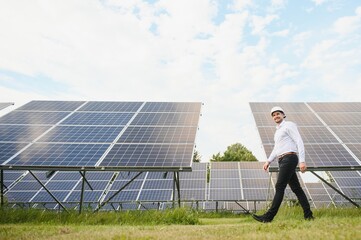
[330, 171, 361, 200]
[209, 162, 273, 201]
[3, 162, 359, 211]
[0, 100, 201, 171]
[250, 102, 361, 169]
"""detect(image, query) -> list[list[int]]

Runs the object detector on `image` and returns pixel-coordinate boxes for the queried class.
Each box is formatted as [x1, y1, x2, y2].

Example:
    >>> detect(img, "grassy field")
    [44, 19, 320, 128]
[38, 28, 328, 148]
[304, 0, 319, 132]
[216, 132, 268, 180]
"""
[0, 207, 360, 240]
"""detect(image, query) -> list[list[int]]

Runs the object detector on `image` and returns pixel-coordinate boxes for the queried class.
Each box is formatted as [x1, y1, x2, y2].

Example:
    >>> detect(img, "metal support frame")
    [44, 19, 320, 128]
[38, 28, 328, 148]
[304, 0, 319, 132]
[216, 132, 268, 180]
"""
[266, 172, 273, 206]
[28, 170, 69, 213]
[173, 172, 181, 207]
[234, 201, 250, 214]
[1, 170, 3, 207]
[94, 172, 143, 212]
[79, 171, 94, 191]
[79, 170, 86, 214]
[310, 171, 360, 208]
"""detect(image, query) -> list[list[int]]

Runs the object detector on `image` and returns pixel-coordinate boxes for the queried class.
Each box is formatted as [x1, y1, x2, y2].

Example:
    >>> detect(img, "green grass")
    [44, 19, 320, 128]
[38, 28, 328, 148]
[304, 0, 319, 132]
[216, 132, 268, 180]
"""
[0, 207, 199, 225]
[0, 207, 360, 240]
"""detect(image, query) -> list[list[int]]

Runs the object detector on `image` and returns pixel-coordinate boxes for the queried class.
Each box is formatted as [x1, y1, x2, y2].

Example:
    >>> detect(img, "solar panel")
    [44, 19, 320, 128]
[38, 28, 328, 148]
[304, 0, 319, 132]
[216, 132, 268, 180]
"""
[37, 126, 124, 143]
[141, 102, 202, 113]
[16, 100, 85, 111]
[264, 144, 357, 168]
[0, 100, 201, 171]
[66, 172, 115, 204]
[330, 126, 361, 143]
[0, 102, 14, 111]
[78, 102, 142, 112]
[330, 171, 361, 199]
[5, 171, 49, 203]
[250, 102, 361, 170]
[5, 143, 110, 167]
[317, 112, 361, 126]
[307, 102, 361, 112]
[0, 143, 28, 164]
[0, 111, 70, 125]
[240, 162, 273, 200]
[117, 126, 197, 144]
[0, 125, 51, 142]
[62, 112, 134, 126]
[99, 144, 193, 169]
[250, 102, 311, 113]
[131, 112, 200, 126]
[209, 162, 242, 201]
[252, 112, 323, 127]
[303, 182, 334, 208]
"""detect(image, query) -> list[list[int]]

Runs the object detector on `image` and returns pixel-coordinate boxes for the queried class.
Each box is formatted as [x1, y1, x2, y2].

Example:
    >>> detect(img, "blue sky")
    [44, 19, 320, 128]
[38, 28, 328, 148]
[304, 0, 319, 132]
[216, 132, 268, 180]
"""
[0, 0, 361, 162]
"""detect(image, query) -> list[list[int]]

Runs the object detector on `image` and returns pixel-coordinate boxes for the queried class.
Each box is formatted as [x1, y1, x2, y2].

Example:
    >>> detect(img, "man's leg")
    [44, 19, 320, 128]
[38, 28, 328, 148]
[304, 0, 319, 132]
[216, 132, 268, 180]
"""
[264, 156, 298, 220]
[288, 171, 313, 219]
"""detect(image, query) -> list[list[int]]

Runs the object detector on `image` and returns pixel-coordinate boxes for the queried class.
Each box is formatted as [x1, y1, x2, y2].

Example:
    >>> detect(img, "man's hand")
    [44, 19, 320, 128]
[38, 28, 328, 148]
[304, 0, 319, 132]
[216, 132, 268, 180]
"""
[263, 161, 270, 172]
[299, 162, 307, 173]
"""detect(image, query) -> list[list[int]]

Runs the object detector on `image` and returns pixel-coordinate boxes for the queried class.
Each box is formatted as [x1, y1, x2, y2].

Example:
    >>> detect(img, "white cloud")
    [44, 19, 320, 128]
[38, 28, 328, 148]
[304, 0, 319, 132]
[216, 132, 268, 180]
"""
[272, 29, 289, 37]
[250, 14, 279, 35]
[231, 0, 253, 11]
[333, 6, 361, 35]
[270, 0, 287, 11]
[1, 0, 360, 162]
[311, 0, 328, 6]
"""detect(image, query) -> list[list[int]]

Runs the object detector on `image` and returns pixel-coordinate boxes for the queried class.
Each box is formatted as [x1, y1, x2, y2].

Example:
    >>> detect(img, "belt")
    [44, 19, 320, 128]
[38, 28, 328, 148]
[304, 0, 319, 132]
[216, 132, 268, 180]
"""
[278, 152, 297, 160]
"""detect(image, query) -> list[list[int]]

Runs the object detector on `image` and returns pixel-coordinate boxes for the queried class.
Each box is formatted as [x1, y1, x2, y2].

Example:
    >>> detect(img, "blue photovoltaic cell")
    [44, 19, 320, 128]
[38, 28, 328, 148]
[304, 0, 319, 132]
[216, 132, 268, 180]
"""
[138, 189, 172, 201]
[0, 125, 51, 142]
[78, 101, 143, 112]
[0, 111, 70, 125]
[6, 143, 110, 167]
[107, 190, 139, 202]
[141, 102, 202, 113]
[131, 112, 200, 126]
[0, 143, 28, 164]
[100, 144, 193, 168]
[38, 126, 124, 143]
[16, 101, 85, 111]
[62, 112, 133, 126]
[31, 191, 69, 203]
[117, 126, 197, 144]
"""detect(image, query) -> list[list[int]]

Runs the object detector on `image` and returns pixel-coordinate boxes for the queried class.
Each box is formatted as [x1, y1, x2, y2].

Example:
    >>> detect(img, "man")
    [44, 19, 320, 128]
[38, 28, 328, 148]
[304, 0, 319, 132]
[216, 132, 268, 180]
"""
[252, 106, 314, 223]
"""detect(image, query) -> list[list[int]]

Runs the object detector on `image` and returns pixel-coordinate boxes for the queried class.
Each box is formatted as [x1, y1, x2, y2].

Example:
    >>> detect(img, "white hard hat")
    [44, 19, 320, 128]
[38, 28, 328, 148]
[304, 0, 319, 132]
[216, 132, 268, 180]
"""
[270, 106, 285, 116]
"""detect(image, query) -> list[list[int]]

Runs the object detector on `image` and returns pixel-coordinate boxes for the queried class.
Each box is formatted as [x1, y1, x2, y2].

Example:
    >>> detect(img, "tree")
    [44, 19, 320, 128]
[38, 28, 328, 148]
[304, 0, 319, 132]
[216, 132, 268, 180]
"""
[193, 149, 202, 162]
[210, 143, 257, 162]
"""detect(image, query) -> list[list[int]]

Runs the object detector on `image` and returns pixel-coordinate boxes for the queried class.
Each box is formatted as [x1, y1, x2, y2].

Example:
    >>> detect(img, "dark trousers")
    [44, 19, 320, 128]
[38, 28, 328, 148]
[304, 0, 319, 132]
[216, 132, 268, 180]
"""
[265, 154, 313, 220]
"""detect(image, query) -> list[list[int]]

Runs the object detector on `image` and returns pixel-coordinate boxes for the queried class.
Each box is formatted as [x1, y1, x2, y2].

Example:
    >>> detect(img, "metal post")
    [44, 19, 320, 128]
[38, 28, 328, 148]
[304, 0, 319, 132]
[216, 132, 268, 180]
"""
[310, 171, 360, 208]
[79, 170, 86, 214]
[172, 172, 176, 208]
[1, 170, 4, 207]
[175, 172, 181, 207]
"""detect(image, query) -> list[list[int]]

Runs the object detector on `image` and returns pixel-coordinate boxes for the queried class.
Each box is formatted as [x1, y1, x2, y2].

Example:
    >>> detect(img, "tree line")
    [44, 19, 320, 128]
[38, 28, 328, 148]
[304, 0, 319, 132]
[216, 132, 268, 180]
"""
[193, 143, 257, 162]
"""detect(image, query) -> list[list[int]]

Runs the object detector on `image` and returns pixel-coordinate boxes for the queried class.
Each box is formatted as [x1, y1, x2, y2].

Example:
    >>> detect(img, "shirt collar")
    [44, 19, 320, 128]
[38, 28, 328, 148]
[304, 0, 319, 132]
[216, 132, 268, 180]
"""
[276, 119, 286, 129]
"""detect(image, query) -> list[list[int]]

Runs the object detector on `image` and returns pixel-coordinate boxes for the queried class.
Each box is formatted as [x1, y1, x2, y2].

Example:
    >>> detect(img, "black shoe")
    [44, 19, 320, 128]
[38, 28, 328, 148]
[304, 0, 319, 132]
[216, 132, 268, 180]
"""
[251, 214, 272, 223]
[305, 216, 315, 221]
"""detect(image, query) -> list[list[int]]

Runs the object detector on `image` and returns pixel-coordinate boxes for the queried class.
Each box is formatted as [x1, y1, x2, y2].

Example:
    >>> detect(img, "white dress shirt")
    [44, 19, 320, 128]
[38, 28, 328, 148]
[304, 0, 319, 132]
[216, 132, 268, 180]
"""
[267, 120, 305, 163]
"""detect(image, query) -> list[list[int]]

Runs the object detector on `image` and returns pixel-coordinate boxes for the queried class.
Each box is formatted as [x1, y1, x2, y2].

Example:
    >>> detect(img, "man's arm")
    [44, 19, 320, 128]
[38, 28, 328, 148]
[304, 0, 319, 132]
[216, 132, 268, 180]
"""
[288, 123, 307, 172]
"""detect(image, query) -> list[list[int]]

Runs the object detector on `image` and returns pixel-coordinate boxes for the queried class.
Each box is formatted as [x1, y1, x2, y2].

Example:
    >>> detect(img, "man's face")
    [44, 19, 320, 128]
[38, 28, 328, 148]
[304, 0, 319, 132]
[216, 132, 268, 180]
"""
[272, 111, 284, 124]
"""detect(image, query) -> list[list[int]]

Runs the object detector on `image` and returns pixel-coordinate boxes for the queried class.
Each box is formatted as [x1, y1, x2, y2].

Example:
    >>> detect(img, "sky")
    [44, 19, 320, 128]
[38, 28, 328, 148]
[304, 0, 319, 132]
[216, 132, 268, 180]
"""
[1, 0, 361, 163]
